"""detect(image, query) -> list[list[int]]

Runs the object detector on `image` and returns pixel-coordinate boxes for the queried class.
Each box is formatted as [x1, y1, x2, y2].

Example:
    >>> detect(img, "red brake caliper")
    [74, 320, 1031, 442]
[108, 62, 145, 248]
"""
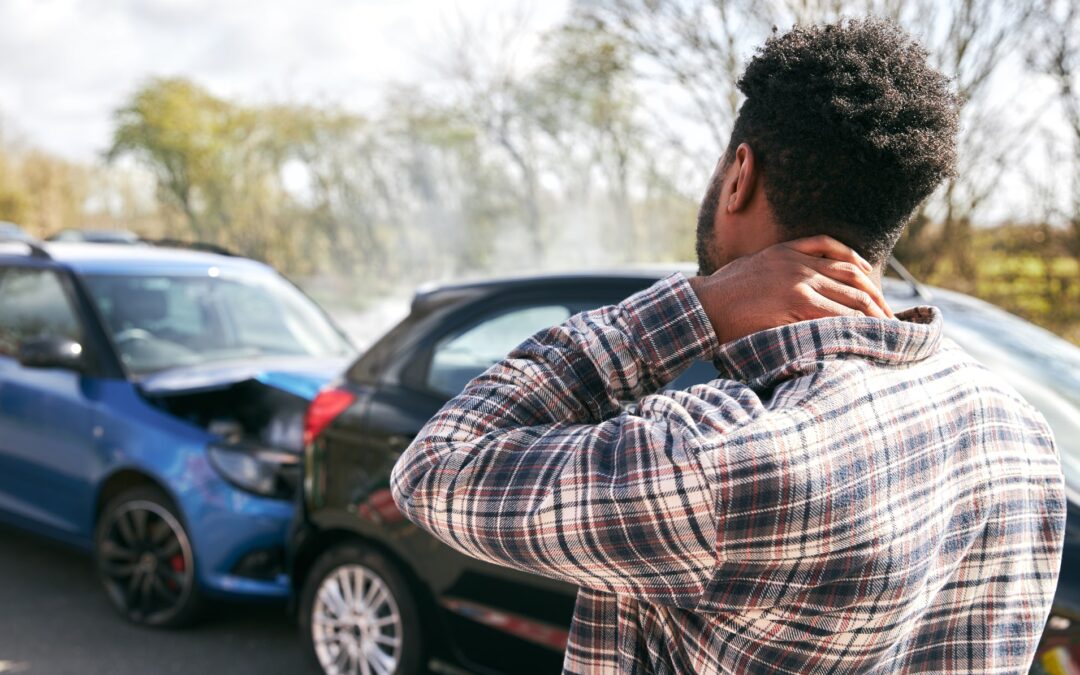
[167, 554, 185, 590]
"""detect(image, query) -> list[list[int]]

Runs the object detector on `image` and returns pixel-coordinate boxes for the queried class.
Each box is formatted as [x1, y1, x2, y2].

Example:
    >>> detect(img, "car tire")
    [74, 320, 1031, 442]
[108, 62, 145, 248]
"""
[299, 543, 425, 675]
[94, 485, 202, 628]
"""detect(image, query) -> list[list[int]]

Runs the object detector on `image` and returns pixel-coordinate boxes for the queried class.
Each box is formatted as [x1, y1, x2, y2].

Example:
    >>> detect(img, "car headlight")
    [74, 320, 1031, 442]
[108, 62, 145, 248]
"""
[208, 444, 300, 499]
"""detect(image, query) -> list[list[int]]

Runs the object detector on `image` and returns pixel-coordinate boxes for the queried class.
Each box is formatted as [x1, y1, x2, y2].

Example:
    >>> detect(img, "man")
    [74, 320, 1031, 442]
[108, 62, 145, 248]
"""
[391, 18, 1066, 674]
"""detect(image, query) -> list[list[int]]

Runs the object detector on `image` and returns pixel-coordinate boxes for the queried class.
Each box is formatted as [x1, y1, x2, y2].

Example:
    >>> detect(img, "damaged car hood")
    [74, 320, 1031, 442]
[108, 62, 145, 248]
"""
[136, 356, 351, 399]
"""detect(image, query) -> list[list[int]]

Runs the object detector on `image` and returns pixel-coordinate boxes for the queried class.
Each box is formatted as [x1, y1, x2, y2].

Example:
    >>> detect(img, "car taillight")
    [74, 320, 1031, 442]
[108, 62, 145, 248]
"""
[304, 388, 357, 445]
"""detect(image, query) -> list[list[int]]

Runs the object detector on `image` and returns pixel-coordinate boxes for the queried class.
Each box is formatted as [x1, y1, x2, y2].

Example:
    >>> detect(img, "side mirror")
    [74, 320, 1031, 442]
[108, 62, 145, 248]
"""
[17, 337, 85, 372]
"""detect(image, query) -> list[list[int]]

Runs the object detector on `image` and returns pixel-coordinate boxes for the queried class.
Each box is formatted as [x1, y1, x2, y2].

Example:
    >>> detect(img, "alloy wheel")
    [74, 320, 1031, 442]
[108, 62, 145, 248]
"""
[311, 564, 404, 675]
[97, 499, 194, 625]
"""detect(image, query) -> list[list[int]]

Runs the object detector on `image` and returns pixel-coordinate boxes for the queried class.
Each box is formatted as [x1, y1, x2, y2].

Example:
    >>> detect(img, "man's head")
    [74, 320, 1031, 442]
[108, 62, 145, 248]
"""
[696, 18, 960, 276]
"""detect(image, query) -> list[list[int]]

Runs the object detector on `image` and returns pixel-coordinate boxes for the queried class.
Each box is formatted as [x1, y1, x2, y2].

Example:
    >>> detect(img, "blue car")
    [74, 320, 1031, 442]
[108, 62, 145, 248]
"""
[0, 239, 355, 626]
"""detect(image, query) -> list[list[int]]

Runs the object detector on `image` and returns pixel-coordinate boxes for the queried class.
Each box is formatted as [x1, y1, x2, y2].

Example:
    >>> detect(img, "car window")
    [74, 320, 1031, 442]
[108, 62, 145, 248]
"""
[216, 281, 315, 354]
[0, 267, 82, 357]
[82, 273, 353, 375]
[427, 305, 572, 396]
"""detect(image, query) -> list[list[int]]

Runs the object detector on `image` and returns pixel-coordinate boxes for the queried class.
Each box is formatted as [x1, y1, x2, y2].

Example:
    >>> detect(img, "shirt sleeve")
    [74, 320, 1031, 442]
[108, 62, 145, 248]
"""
[390, 273, 726, 607]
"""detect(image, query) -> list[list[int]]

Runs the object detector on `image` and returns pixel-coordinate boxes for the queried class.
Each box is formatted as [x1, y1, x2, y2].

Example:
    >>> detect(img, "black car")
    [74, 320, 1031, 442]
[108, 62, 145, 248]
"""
[292, 268, 1080, 675]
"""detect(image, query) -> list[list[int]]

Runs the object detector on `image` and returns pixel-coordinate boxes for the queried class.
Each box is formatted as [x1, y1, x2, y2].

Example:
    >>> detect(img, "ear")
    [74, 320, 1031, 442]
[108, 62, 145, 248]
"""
[726, 143, 758, 214]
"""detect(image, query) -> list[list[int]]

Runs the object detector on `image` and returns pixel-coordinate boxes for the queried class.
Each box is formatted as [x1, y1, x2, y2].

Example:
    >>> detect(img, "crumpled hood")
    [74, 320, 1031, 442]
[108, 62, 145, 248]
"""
[137, 356, 350, 399]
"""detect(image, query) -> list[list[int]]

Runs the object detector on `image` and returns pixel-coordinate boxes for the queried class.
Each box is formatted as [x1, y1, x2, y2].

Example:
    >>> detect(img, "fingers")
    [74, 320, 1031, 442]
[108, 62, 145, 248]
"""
[801, 257, 895, 318]
[781, 235, 873, 272]
[807, 277, 890, 319]
[802, 293, 869, 320]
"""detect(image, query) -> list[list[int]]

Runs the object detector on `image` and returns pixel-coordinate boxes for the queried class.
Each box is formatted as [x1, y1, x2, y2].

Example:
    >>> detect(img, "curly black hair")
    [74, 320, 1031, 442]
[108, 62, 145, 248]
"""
[721, 18, 959, 265]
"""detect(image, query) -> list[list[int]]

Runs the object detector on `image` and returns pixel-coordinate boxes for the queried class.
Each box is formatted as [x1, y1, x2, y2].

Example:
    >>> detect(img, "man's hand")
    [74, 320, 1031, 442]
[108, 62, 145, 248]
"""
[688, 235, 895, 346]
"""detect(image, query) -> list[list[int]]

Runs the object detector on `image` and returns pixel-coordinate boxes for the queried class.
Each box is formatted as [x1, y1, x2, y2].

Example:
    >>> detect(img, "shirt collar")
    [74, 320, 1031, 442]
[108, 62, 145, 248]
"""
[713, 306, 943, 389]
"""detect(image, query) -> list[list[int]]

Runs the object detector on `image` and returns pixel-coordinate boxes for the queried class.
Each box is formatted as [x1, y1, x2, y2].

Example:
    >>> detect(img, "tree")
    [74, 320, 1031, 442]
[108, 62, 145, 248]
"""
[0, 148, 29, 225]
[565, 0, 1040, 282]
[0, 125, 88, 237]
[19, 151, 89, 235]
[1033, 0, 1080, 264]
[108, 77, 362, 273]
[426, 10, 554, 260]
[109, 78, 243, 240]
[569, 0, 765, 173]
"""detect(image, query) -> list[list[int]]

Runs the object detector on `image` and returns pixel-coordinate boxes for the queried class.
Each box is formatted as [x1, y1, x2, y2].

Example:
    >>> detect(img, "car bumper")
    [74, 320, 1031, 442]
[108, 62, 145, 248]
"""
[179, 472, 296, 600]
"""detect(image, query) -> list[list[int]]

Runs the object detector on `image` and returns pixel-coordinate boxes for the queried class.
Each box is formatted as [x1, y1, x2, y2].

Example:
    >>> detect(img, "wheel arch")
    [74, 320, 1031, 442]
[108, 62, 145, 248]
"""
[94, 468, 178, 525]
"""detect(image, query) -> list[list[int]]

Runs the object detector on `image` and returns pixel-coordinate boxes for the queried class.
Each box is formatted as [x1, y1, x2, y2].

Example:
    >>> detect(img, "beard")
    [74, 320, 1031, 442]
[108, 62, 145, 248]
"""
[695, 173, 724, 276]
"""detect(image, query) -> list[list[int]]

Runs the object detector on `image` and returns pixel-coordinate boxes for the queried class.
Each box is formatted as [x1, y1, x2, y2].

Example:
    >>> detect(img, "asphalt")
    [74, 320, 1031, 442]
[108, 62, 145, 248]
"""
[0, 524, 312, 675]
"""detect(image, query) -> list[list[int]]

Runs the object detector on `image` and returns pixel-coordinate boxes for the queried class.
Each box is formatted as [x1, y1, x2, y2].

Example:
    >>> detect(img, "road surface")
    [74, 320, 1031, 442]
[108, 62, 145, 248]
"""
[0, 524, 310, 675]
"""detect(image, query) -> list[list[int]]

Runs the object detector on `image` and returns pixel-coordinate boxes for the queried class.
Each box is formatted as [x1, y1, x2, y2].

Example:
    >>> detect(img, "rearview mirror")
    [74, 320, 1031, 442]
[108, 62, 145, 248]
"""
[17, 337, 85, 372]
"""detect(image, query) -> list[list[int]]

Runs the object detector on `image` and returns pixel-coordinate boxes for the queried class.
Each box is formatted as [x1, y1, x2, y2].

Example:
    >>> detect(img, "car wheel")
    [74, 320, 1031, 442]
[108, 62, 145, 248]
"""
[94, 485, 202, 627]
[300, 543, 424, 675]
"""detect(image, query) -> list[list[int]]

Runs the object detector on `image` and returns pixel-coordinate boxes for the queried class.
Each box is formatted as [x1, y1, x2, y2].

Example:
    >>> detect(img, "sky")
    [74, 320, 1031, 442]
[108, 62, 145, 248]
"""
[0, 0, 569, 161]
[0, 0, 1072, 224]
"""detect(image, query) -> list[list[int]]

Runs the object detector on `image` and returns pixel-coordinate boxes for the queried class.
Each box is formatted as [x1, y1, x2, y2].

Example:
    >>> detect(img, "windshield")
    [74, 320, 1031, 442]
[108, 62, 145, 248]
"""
[83, 272, 353, 375]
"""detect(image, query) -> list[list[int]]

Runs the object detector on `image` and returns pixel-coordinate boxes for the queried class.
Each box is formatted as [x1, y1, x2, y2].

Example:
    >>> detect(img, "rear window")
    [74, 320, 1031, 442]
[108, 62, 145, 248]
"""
[427, 305, 573, 396]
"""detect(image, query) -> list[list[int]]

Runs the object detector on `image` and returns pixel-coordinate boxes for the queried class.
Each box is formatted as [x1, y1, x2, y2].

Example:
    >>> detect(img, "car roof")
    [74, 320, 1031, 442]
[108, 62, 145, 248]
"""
[410, 266, 937, 312]
[0, 241, 272, 276]
[412, 267, 693, 312]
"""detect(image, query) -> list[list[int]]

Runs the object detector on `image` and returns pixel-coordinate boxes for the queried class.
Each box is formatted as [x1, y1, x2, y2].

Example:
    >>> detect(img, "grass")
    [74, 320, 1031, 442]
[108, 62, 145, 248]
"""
[926, 253, 1080, 346]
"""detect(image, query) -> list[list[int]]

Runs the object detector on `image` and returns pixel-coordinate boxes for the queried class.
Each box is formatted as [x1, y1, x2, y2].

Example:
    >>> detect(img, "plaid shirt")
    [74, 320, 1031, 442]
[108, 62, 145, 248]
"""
[391, 273, 1066, 674]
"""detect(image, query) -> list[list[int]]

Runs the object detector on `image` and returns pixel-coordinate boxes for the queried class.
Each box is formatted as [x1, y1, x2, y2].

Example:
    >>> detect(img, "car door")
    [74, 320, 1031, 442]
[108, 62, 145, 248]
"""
[0, 265, 101, 542]
[371, 290, 682, 660]
[363, 298, 587, 671]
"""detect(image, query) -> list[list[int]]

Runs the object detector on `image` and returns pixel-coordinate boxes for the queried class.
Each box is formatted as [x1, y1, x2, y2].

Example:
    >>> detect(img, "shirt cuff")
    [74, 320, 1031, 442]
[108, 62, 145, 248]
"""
[620, 272, 720, 382]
